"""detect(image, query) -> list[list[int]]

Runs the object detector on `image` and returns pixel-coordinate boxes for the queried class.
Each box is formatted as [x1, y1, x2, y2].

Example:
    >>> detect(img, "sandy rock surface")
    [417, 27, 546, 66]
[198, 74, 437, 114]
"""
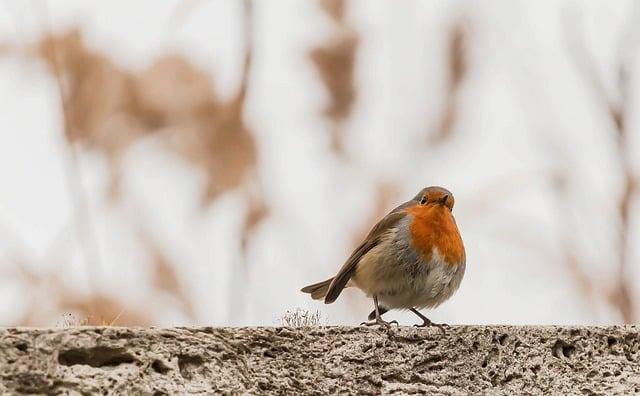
[0, 325, 638, 395]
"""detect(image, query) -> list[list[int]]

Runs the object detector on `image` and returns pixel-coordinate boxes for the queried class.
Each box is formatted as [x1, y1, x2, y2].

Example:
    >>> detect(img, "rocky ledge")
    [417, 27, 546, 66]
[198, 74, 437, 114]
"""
[0, 325, 638, 395]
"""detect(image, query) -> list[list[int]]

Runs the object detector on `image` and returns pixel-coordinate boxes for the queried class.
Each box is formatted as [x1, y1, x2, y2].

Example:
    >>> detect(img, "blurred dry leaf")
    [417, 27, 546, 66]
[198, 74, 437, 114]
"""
[428, 19, 469, 145]
[311, 37, 357, 122]
[241, 195, 269, 254]
[39, 29, 148, 152]
[311, 0, 358, 155]
[37, 28, 258, 204]
[320, 0, 345, 21]
[135, 54, 258, 202]
[608, 283, 634, 324]
[138, 228, 195, 319]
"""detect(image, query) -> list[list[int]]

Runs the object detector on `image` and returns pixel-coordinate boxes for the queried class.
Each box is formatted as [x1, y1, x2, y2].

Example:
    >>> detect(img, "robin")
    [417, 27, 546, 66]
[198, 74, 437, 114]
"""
[301, 186, 465, 329]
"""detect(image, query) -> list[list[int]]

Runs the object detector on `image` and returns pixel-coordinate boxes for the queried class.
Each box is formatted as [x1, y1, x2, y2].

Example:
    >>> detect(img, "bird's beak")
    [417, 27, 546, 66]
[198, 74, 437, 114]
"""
[438, 194, 449, 206]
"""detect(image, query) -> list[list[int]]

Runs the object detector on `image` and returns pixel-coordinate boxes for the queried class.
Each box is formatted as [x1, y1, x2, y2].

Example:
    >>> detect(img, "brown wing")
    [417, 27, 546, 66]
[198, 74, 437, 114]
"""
[324, 206, 410, 304]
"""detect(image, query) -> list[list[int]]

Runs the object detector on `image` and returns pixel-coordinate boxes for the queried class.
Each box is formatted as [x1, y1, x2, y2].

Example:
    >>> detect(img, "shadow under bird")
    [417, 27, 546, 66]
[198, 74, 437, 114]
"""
[301, 186, 466, 329]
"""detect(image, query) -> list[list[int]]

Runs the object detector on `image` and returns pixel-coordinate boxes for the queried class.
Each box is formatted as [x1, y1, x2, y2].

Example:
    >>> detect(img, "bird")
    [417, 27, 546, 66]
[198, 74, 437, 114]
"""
[301, 186, 465, 329]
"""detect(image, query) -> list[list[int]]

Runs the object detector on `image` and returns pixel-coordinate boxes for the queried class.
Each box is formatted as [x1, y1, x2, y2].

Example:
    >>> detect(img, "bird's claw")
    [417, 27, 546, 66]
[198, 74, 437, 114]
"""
[360, 318, 399, 328]
[414, 320, 447, 333]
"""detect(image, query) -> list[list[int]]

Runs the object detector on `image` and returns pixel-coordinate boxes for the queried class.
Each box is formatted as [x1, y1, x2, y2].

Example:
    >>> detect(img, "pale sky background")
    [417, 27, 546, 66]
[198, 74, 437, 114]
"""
[0, 0, 639, 326]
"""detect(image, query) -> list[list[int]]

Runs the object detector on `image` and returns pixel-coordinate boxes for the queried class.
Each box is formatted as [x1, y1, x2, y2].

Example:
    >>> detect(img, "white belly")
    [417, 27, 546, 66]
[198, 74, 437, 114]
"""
[382, 252, 465, 310]
[352, 228, 465, 310]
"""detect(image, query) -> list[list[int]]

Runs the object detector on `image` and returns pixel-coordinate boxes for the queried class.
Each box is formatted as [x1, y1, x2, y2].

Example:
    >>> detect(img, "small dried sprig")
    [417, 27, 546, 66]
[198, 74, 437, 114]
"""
[57, 313, 89, 328]
[279, 309, 323, 327]
[57, 309, 125, 327]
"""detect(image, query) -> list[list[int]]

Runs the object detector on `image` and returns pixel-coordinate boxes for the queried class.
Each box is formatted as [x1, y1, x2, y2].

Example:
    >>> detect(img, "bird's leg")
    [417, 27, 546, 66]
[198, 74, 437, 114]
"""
[360, 296, 398, 328]
[410, 308, 446, 333]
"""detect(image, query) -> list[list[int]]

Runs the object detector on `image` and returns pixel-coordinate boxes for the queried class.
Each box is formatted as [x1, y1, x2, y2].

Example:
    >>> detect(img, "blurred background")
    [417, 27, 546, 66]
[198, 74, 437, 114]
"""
[0, 0, 639, 327]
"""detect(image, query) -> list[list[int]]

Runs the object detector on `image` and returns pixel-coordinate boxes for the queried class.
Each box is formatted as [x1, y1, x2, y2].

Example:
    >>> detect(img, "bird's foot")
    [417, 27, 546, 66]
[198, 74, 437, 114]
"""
[360, 318, 399, 328]
[414, 318, 447, 333]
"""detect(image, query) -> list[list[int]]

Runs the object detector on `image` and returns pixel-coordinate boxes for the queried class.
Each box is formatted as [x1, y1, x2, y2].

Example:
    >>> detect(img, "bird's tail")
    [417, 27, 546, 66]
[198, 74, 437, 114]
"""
[300, 278, 334, 301]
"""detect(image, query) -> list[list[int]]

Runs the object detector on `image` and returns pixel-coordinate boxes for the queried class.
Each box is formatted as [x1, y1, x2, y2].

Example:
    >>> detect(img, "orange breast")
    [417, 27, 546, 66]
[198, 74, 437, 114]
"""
[405, 205, 465, 266]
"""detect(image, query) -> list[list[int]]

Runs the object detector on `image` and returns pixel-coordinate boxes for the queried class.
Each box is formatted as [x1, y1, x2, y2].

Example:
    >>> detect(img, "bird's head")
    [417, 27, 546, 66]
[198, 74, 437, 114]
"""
[413, 186, 455, 211]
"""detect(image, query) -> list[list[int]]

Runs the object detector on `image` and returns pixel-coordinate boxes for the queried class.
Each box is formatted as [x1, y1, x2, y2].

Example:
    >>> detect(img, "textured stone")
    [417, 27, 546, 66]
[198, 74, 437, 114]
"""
[0, 326, 638, 395]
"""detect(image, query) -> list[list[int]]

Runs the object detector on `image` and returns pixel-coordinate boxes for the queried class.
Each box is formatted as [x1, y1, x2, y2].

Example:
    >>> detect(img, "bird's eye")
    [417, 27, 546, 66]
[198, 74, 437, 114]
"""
[419, 196, 428, 205]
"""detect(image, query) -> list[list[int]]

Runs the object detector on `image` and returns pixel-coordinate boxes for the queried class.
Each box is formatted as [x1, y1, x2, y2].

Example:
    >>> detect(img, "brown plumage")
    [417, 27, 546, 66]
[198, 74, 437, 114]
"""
[300, 278, 332, 300]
